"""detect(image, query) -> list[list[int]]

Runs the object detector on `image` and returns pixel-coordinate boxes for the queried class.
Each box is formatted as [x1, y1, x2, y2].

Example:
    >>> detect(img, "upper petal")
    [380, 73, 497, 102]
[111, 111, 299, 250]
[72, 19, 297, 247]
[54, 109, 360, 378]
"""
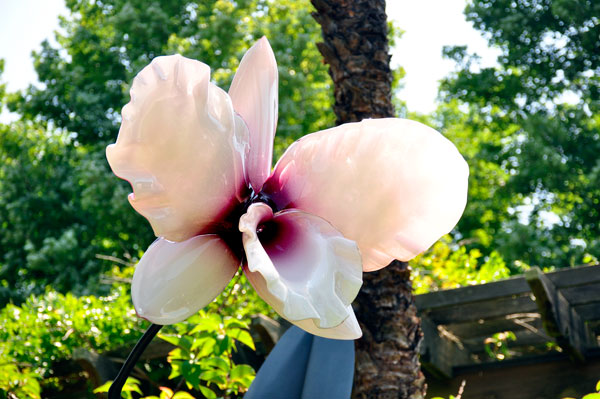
[229, 37, 278, 193]
[107, 55, 250, 241]
[131, 235, 239, 325]
[239, 203, 363, 340]
[263, 118, 469, 271]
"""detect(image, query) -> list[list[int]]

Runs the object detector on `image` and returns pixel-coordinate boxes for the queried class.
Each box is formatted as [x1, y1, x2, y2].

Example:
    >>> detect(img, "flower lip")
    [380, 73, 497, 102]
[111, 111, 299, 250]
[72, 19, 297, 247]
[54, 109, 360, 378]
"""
[217, 189, 279, 259]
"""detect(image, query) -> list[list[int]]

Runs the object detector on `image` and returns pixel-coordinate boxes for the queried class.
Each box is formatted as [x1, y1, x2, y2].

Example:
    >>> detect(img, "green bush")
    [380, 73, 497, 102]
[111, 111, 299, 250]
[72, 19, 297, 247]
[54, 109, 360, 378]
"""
[0, 265, 273, 398]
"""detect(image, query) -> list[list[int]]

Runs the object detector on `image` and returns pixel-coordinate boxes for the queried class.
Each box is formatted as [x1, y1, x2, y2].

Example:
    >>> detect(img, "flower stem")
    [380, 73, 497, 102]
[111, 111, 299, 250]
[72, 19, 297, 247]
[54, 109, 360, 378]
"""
[108, 323, 163, 399]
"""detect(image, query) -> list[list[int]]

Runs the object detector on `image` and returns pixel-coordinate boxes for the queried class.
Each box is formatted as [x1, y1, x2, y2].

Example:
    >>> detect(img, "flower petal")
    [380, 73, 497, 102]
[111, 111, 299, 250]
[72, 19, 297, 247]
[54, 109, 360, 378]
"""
[107, 55, 250, 241]
[239, 203, 362, 339]
[131, 235, 239, 325]
[263, 118, 469, 271]
[229, 37, 278, 193]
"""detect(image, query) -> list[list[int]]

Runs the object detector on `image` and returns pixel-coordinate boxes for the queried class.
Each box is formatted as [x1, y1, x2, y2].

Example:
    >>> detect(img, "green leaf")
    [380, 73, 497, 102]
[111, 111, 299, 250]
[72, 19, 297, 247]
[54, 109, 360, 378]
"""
[172, 391, 196, 399]
[159, 386, 174, 399]
[230, 364, 255, 381]
[596, 379, 600, 392]
[192, 336, 217, 358]
[201, 357, 230, 372]
[224, 318, 249, 330]
[215, 335, 233, 355]
[180, 363, 201, 389]
[158, 334, 181, 347]
[93, 381, 113, 394]
[200, 369, 227, 386]
[190, 334, 216, 353]
[189, 314, 222, 334]
[228, 328, 255, 350]
[583, 394, 600, 399]
[198, 386, 216, 399]
[122, 377, 143, 395]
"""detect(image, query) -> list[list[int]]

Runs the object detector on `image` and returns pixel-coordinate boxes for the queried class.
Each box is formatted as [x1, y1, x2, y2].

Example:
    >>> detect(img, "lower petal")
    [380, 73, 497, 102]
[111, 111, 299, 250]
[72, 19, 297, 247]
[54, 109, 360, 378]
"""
[131, 235, 239, 325]
[239, 203, 363, 340]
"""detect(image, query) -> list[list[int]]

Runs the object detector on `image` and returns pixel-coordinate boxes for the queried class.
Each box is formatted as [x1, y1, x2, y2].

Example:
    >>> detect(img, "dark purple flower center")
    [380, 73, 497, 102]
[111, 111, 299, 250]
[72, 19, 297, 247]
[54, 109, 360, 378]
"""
[218, 189, 278, 261]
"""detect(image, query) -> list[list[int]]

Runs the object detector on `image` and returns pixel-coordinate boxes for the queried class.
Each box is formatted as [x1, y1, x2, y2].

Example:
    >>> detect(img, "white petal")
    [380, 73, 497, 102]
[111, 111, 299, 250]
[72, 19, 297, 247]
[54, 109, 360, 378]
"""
[263, 118, 469, 271]
[239, 203, 363, 339]
[131, 235, 239, 325]
[229, 37, 278, 192]
[107, 55, 250, 241]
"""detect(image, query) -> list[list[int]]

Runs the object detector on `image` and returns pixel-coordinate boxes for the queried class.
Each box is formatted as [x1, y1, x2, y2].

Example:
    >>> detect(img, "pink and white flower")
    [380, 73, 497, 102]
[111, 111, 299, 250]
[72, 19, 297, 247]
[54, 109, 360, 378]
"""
[106, 37, 469, 340]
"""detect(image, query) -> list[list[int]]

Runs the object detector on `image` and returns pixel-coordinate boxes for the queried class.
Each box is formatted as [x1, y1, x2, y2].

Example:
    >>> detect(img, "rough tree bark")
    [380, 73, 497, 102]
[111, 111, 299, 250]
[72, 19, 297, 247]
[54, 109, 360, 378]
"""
[310, 1, 427, 398]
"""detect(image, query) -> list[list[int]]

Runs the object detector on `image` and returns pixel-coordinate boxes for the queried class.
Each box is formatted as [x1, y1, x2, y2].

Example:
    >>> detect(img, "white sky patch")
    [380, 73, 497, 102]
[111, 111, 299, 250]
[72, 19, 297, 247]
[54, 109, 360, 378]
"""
[0, 0, 500, 121]
[0, 0, 67, 91]
[386, 0, 501, 114]
[0, 0, 68, 122]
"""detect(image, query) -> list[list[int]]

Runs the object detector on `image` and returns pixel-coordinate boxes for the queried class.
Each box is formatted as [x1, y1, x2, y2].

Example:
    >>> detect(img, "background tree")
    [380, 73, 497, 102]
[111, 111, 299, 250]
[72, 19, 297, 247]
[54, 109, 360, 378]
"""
[439, 0, 600, 270]
[311, 1, 426, 398]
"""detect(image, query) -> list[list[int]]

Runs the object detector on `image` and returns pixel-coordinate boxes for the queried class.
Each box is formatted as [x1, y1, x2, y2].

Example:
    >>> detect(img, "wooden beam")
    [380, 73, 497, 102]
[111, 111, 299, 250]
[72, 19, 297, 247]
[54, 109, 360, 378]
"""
[422, 294, 538, 325]
[546, 264, 600, 288]
[426, 350, 600, 399]
[525, 267, 594, 361]
[419, 316, 472, 379]
[445, 313, 544, 339]
[576, 303, 600, 321]
[416, 277, 530, 310]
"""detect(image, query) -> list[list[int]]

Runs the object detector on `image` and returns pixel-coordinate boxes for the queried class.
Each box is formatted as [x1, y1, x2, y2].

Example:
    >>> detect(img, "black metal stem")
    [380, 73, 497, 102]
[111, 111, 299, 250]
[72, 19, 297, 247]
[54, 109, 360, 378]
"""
[108, 323, 163, 399]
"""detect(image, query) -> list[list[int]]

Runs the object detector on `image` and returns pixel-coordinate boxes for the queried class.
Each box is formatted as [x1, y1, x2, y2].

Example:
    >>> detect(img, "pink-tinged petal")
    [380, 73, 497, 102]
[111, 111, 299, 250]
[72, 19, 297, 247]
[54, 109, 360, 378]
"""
[131, 235, 239, 325]
[107, 55, 250, 241]
[263, 118, 469, 271]
[229, 37, 278, 192]
[239, 203, 363, 340]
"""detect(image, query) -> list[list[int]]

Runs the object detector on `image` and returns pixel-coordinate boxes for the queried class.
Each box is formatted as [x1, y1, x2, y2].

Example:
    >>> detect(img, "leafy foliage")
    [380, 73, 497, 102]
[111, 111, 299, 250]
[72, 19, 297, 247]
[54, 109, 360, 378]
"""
[411, 236, 511, 295]
[0, 265, 269, 398]
[0, 123, 152, 302]
[156, 311, 256, 398]
[0, 267, 144, 383]
[94, 377, 143, 399]
[483, 331, 517, 361]
[0, 364, 41, 399]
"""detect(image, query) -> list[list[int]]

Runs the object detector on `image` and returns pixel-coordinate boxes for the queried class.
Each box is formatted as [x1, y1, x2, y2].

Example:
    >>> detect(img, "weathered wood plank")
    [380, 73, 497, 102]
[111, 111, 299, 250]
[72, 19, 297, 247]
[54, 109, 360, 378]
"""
[422, 294, 538, 325]
[561, 284, 600, 306]
[426, 351, 600, 399]
[445, 314, 544, 340]
[576, 303, 600, 321]
[546, 264, 600, 288]
[415, 277, 530, 310]
[419, 316, 472, 378]
[462, 328, 552, 354]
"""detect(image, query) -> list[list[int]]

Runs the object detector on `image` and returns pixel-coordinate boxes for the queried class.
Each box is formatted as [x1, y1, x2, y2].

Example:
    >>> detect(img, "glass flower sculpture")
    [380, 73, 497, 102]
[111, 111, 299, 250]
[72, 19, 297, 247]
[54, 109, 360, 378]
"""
[106, 37, 469, 340]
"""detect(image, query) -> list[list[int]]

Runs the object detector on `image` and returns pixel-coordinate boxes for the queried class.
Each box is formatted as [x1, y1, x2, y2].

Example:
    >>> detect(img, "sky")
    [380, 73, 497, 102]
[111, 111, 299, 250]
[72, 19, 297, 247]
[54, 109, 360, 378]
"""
[0, 0, 500, 117]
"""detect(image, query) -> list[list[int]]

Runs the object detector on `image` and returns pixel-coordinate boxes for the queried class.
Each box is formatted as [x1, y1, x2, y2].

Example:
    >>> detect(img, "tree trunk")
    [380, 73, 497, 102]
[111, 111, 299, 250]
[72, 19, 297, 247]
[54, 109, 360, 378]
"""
[310, 1, 427, 398]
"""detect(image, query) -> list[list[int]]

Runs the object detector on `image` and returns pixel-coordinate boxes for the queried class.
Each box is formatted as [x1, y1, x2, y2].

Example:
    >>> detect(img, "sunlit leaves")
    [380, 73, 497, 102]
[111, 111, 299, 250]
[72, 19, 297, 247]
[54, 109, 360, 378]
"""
[411, 236, 511, 294]
[158, 310, 256, 397]
[94, 377, 143, 399]
[0, 364, 41, 399]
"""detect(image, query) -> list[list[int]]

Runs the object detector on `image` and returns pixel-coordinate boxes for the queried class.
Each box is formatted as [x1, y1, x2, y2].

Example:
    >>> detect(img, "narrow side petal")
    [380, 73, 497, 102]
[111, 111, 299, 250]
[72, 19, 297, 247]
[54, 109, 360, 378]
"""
[229, 37, 278, 192]
[239, 203, 363, 339]
[263, 118, 469, 271]
[131, 235, 239, 325]
[107, 55, 250, 242]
